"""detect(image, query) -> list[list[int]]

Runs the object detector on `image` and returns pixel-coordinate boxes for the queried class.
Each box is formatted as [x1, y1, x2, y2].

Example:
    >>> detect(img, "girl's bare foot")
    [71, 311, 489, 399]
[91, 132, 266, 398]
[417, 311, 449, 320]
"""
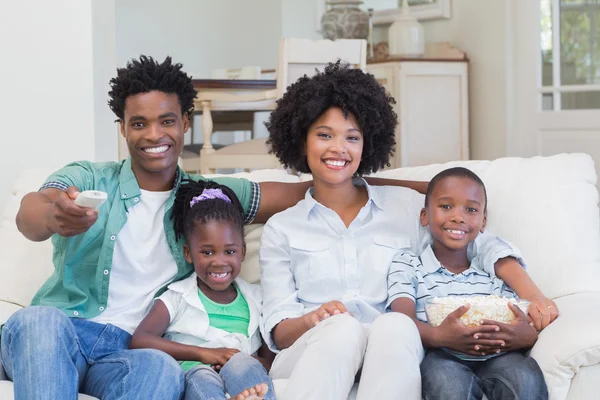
[232, 383, 269, 400]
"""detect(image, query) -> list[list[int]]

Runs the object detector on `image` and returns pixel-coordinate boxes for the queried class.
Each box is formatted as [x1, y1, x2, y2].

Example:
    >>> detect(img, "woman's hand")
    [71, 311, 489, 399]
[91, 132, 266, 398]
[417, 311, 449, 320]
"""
[303, 301, 349, 329]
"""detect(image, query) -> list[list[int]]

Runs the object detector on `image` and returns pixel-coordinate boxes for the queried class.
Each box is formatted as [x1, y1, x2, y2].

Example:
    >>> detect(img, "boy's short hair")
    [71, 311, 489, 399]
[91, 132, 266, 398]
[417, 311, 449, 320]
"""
[425, 167, 488, 211]
[108, 55, 197, 120]
[265, 61, 397, 175]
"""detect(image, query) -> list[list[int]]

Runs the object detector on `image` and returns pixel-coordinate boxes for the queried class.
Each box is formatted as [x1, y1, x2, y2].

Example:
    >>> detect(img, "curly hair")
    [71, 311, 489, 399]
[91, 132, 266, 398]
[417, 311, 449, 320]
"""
[108, 55, 197, 120]
[172, 179, 245, 243]
[425, 167, 488, 212]
[265, 60, 397, 175]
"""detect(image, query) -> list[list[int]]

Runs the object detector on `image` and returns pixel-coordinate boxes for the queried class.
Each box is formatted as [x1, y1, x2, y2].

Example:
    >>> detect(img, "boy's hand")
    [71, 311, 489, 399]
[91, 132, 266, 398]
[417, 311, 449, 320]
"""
[197, 347, 240, 370]
[479, 302, 539, 352]
[303, 301, 349, 329]
[527, 296, 559, 331]
[436, 304, 505, 356]
[47, 186, 98, 237]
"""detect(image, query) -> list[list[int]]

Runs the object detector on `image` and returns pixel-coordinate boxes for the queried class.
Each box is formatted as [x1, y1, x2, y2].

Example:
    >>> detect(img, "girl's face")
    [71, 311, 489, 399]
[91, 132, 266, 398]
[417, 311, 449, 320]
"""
[183, 220, 246, 293]
[304, 107, 363, 186]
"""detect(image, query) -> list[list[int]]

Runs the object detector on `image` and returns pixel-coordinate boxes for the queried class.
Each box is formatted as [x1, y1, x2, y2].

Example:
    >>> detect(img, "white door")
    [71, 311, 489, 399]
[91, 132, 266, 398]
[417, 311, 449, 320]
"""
[512, 0, 600, 190]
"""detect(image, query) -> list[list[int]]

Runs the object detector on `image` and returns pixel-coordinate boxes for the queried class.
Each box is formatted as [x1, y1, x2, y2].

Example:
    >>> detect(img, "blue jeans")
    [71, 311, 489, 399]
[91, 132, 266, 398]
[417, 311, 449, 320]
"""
[421, 348, 548, 400]
[0, 306, 184, 400]
[184, 353, 276, 400]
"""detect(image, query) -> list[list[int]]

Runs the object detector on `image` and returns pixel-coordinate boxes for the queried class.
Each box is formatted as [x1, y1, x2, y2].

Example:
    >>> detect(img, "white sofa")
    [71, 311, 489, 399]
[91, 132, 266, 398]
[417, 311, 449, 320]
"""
[0, 154, 599, 400]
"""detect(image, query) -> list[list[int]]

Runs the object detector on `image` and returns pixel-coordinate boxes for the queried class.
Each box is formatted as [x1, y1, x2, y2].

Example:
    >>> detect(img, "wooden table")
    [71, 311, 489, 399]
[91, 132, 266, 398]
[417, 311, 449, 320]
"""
[192, 79, 277, 112]
[183, 79, 280, 172]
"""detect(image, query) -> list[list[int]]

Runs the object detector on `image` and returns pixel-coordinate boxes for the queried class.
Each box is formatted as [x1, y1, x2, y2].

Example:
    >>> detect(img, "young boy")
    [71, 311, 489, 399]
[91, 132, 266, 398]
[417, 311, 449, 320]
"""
[387, 167, 549, 400]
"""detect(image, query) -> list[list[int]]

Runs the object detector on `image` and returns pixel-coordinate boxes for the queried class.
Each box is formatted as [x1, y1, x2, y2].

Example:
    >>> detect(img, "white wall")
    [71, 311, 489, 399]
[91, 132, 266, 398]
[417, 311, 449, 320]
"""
[0, 0, 109, 211]
[372, 1, 511, 161]
[92, 0, 118, 162]
[419, 0, 511, 161]
[115, 0, 282, 78]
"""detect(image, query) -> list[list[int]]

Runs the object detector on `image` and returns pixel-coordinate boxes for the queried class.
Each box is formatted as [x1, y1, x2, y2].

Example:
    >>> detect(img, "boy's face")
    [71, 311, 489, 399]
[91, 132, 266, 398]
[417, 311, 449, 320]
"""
[420, 176, 487, 251]
[184, 221, 246, 293]
[120, 90, 189, 182]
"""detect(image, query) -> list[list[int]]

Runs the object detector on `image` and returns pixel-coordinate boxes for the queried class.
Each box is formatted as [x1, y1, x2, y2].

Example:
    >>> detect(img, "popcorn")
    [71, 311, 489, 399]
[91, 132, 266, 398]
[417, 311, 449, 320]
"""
[424, 295, 530, 327]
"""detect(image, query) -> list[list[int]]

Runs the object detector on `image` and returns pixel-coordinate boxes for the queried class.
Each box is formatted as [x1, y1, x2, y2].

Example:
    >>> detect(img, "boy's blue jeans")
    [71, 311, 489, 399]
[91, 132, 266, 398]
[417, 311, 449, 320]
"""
[184, 353, 276, 400]
[421, 348, 548, 400]
[0, 306, 184, 400]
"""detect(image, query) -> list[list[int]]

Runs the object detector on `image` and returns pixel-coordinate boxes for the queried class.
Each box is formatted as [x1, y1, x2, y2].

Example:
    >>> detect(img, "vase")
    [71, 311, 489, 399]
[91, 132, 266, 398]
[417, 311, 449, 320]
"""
[321, 0, 369, 40]
[388, 0, 425, 57]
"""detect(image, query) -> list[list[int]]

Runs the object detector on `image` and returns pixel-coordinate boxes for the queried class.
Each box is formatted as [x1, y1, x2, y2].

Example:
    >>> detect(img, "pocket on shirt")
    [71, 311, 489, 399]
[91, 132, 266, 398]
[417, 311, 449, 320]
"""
[369, 236, 411, 274]
[289, 238, 332, 282]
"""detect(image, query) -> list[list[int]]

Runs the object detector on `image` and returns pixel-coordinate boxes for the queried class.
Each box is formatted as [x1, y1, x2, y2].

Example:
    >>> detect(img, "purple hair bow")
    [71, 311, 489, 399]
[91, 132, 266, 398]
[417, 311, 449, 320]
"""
[189, 188, 231, 208]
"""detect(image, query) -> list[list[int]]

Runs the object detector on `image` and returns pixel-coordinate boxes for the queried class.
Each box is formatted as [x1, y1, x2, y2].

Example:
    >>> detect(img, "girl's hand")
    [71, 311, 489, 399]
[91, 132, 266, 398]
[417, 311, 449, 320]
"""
[526, 296, 559, 331]
[303, 301, 349, 329]
[478, 302, 539, 353]
[436, 304, 504, 357]
[198, 347, 240, 370]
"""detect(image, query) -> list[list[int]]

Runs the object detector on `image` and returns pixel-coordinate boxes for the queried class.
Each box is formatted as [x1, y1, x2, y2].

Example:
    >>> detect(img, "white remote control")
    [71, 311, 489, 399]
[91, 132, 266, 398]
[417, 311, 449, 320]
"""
[74, 190, 108, 209]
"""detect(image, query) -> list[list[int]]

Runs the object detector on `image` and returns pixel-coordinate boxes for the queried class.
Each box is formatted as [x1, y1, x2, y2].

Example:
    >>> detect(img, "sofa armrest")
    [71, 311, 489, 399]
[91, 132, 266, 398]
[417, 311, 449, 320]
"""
[529, 292, 600, 400]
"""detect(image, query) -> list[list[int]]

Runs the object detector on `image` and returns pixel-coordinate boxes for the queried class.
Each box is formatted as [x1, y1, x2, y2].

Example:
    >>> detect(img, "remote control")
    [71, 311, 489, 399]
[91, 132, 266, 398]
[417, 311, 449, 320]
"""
[74, 190, 108, 209]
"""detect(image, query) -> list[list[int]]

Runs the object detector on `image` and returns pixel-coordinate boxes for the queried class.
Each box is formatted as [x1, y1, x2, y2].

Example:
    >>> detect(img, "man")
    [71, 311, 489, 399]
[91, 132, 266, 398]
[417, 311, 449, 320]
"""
[0, 56, 428, 399]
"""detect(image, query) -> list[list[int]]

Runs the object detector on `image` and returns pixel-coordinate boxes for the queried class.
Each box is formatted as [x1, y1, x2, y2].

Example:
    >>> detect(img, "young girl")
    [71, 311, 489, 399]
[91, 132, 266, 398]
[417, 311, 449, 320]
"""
[130, 179, 275, 400]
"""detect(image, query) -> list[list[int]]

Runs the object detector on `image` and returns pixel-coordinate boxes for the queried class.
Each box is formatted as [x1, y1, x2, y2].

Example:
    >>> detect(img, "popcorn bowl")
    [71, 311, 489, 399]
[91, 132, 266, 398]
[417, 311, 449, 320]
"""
[424, 295, 530, 327]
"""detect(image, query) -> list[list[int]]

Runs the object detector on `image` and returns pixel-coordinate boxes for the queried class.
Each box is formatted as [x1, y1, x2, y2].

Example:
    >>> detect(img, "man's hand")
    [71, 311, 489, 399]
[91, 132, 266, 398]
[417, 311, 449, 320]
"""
[478, 302, 539, 352]
[47, 187, 98, 237]
[197, 347, 240, 370]
[303, 301, 349, 329]
[435, 304, 504, 357]
[526, 296, 559, 331]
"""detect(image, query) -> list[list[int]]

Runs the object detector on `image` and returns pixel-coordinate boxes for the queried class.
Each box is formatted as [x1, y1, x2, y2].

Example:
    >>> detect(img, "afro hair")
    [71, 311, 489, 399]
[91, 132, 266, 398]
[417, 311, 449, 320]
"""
[108, 55, 197, 121]
[265, 60, 397, 175]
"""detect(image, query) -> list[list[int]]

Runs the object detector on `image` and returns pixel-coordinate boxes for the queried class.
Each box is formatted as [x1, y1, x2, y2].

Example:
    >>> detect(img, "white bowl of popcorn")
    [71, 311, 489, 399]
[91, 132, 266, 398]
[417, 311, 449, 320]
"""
[424, 295, 530, 327]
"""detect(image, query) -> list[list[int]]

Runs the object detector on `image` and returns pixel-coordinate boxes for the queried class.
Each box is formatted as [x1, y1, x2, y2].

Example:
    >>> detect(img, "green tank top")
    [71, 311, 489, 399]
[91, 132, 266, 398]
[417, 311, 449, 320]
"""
[179, 283, 250, 371]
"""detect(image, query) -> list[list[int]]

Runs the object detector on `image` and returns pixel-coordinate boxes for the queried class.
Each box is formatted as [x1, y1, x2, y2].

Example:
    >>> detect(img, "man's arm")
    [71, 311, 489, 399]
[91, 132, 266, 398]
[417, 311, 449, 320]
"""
[253, 178, 428, 224]
[364, 177, 428, 195]
[16, 187, 97, 241]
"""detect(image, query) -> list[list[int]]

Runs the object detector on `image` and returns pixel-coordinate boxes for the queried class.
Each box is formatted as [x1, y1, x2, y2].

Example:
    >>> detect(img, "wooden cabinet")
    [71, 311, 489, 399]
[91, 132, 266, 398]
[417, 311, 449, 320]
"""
[367, 60, 469, 168]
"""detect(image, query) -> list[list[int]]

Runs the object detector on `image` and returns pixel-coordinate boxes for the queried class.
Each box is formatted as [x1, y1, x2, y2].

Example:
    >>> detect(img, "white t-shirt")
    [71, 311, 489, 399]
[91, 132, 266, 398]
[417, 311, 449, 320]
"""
[89, 189, 178, 333]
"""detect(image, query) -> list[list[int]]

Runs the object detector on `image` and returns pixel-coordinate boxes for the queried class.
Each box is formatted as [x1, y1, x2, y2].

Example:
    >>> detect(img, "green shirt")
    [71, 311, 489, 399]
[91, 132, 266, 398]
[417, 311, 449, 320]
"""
[198, 284, 250, 336]
[180, 284, 251, 371]
[30, 158, 260, 319]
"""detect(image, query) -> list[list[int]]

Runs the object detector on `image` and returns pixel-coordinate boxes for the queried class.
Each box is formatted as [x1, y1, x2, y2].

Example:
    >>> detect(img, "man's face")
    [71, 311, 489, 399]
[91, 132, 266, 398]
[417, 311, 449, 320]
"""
[120, 90, 188, 179]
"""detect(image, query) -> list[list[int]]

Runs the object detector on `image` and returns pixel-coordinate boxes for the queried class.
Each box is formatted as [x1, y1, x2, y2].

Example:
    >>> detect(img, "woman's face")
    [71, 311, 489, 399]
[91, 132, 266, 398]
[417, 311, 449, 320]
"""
[304, 107, 363, 187]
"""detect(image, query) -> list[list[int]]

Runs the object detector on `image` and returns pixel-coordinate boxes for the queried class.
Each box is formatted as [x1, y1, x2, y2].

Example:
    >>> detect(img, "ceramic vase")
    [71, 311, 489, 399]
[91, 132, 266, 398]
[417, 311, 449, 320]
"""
[321, 0, 369, 40]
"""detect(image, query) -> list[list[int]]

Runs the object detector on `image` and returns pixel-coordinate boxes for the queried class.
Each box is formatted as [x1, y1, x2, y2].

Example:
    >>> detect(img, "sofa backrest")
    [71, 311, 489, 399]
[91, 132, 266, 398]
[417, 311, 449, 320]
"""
[0, 154, 598, 310]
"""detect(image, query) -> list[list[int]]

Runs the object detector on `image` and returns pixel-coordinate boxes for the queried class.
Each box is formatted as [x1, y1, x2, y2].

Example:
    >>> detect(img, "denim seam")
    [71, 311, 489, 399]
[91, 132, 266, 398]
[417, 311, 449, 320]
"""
[85, 323, 112, 365]
[0, 325, 11, 379]
[481, 374, 519, 399]
[185, 368, 223, 400]
[93, 356, 131, 398]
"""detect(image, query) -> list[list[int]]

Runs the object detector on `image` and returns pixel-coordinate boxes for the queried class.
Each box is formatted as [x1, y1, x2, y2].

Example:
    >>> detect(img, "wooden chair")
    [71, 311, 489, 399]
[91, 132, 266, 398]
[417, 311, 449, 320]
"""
[181, 38, 367, 174]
